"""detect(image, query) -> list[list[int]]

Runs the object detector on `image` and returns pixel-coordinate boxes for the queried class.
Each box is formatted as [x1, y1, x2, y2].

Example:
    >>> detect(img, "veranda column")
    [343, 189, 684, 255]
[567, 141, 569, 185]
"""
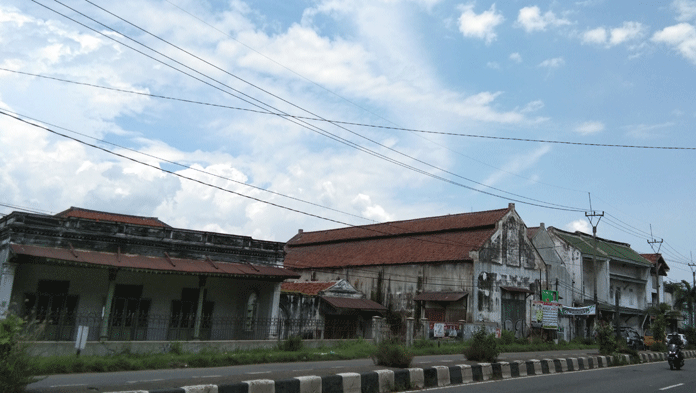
[406, 317, 414, 347]
[421, 317, 429, 340]
[0, 262, 17, 319]
[99, 269, 118, 341]
[193, 276, 207, 340]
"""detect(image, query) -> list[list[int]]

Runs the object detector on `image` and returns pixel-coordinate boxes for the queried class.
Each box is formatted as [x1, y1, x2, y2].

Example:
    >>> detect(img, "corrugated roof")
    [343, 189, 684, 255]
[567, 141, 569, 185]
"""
[55, 207, 171, 228]
[10, 244, 299, 279]
[413, 291, 467, 302]
[321, 296, 387, 311]
[551, 228, 651, 267]
[281, 281, 337, 295]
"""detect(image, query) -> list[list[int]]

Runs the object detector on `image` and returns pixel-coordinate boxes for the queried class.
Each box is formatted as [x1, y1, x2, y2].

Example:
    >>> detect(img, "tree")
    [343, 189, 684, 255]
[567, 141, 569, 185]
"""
[643, 303, 670, 349]
[673, 280, 696, 329]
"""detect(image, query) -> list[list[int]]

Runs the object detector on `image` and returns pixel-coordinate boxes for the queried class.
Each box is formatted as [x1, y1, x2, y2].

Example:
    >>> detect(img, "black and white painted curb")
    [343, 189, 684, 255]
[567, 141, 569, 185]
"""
[107, 350, 696, 393]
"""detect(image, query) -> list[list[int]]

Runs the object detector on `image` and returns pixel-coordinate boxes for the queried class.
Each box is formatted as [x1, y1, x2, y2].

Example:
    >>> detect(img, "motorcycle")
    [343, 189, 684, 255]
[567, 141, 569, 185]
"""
[668, 343, 685, 370]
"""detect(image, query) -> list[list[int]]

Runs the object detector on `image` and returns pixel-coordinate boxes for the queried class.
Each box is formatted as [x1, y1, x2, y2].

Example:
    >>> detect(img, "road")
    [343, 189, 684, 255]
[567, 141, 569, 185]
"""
[434, 359, 695, 393]
[25, 349, 626, 393]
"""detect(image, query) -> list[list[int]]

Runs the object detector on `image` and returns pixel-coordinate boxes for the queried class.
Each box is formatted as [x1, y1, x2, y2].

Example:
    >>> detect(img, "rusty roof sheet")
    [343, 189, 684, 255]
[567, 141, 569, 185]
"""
[320, 296, 387, 312]
[10, 244, 299, 279]
[281, 281, 337, 295]
[285, 228, 493, 269]
[413, 291, 468, 302]
[55, 207, 171, 228]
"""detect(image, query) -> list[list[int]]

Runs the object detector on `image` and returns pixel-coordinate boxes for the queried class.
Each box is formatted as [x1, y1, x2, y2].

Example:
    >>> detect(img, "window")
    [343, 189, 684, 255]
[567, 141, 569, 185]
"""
[245, 292, 258, 331]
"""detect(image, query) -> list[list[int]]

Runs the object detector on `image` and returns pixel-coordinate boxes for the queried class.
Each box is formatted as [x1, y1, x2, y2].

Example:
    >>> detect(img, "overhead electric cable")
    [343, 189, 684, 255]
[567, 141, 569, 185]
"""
[32, 0, 586, 212]
[3, 110, 549, 252]
[74, 0, 585, 212]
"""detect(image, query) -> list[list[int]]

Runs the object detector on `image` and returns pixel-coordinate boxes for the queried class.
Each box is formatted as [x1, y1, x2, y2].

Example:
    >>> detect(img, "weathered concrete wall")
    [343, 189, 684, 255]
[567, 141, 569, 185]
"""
[26, 338, 372, 357]
[472, 210, 542, 327]
[297, 261, 474, 320]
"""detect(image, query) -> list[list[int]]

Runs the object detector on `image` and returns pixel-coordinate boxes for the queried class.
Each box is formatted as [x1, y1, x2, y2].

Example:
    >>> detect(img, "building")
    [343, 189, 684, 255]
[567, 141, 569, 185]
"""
[0, 207, 299, 344]
[640, 253, 670, 307]
[284, 204, 546, 338]
[528, 223, 575, 341]
[546, 227, 653, 335]
[280, 279, 386, 339]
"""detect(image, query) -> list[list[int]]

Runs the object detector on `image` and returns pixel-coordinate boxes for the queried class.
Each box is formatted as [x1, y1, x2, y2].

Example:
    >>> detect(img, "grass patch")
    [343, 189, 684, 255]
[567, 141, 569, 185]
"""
[28, 337, 597, 376]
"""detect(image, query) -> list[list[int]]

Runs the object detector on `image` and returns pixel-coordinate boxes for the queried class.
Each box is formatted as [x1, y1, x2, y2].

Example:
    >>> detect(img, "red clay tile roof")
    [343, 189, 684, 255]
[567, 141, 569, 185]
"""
[10, 244, 299, 279]
[321, 296, 387, 312]
[281, 281, 337, 295]
[640, 253, 670, 275]
[284, 208, 509, 269]
[55, 207, 171, 228]
[288, 208, 508, 246]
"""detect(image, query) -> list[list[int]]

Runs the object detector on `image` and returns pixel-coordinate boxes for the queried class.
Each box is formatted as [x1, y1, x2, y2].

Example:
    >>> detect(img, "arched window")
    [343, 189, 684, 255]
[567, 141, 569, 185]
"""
[245, 292, 258, 331]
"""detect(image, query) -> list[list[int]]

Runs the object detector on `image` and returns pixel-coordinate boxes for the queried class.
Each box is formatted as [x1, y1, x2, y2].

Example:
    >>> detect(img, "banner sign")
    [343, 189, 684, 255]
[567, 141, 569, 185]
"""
[559, 305, 596, 316]
[531, 301, 560, 329]
[429, 322, 459, 338]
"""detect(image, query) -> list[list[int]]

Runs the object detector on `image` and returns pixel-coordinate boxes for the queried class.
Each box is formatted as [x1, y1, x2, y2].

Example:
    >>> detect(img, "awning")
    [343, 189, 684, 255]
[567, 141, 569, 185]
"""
[501, 286, 534, 294]
[413, 291, 467, 302]
[320, 296, 387, 313]
[10, 244, 300, 280]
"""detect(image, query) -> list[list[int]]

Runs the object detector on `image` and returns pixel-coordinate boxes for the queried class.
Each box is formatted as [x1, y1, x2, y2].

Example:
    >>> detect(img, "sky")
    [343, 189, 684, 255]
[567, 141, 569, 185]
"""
[1, 0, 696, 284]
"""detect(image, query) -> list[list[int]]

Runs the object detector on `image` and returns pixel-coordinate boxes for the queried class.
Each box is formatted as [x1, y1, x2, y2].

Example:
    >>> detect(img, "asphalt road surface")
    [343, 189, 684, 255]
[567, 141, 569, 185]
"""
[431, 359, 695, 393]
[26, 349, 606, 393]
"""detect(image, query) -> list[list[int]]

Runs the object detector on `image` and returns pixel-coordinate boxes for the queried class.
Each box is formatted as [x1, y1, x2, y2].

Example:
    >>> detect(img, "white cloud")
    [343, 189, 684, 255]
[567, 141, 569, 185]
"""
[538, 57, 565, 68]
[583, 22, 645, 47]
[673, 0, 696, 21]
[509, 52, 522, 62]
[457, 3, 505, 44]
[487, 61, 501, 69]
[652, 22, 696, 63]
[516, 6, 570, 32]
[480, 145, 552, 188]
[575, 121, 605, 135]
[565, 219, 591, 234]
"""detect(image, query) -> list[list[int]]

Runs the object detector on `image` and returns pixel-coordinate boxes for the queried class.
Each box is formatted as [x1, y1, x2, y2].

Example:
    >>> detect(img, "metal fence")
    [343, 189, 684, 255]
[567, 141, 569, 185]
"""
[22, 312, 363, 342]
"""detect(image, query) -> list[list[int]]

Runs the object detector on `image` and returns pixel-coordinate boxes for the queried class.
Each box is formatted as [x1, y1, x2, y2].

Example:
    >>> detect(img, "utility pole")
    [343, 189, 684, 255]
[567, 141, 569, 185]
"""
[689, 253, 695, 328]
[648, 226, 663, 305]
[586, 193, 604, 332]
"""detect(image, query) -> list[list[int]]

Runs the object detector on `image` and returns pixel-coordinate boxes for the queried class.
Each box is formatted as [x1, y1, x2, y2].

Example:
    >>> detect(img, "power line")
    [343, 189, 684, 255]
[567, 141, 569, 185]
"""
[4, 65, 694, 152]
[29, 0, 586, 212]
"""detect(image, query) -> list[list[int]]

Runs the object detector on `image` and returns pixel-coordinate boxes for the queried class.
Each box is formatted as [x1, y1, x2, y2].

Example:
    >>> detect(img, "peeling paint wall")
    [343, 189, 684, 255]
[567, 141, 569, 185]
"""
[472, 210, 543, 327]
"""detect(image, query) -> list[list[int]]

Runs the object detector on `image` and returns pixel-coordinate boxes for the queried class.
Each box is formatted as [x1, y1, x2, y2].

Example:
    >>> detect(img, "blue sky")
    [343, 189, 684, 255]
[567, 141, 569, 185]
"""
[1, 0, 696, 284]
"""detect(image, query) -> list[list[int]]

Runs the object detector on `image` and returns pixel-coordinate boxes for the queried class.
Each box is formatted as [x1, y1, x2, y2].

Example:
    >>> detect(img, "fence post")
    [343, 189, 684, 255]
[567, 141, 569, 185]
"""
[459, 320, 466, 340]
[421, 318, 429, 340]
[406, 317, 414, 347]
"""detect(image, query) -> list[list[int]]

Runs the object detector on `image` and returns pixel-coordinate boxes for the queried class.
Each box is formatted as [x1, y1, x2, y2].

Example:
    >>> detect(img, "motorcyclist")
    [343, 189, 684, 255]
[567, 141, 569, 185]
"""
[668, 334, 684, 348]
[668, 334, 685, 364]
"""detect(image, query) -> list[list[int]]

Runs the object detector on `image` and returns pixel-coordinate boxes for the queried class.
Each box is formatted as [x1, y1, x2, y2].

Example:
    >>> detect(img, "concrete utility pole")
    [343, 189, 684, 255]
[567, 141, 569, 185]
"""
[586, 194, 604, 333]
[689, 253, 695, 328]
[648, 229, 663, 305]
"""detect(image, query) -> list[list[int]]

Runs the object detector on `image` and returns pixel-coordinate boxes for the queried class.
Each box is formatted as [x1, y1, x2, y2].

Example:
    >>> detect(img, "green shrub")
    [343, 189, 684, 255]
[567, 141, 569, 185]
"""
[371, 339, 414, 368]
[499, 329, 516, 346]
[650, 342, 667, 352]
[463, 327, 500, 362]
[0, 314, 38, 393]
[279, 335, 303, 352]
[595, 321, 618, 355]
[169, 341, 184, 355]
